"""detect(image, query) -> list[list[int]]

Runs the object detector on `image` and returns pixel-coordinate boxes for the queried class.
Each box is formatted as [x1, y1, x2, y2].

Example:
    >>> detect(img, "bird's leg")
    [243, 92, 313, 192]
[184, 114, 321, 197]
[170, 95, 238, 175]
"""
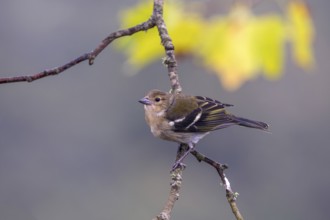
[172, 143, 195, 170]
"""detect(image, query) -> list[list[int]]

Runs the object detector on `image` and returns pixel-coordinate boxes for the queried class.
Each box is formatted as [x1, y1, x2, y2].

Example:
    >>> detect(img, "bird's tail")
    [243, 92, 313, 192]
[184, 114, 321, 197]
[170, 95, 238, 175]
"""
[233, 116, 269, 131]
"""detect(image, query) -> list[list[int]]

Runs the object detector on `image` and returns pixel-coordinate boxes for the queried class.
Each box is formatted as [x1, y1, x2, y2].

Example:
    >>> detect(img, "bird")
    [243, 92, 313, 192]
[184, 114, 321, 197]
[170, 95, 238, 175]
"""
[139, 89, 269, 169]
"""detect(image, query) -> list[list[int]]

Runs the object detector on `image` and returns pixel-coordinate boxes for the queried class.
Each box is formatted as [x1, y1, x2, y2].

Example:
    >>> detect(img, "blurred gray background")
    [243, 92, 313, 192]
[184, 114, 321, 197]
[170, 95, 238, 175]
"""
[0, 0, 329, 219]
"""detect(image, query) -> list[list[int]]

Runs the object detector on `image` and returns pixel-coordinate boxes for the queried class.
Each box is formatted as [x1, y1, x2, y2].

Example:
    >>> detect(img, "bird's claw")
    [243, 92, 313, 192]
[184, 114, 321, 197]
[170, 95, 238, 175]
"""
[171, 161, 186, 171]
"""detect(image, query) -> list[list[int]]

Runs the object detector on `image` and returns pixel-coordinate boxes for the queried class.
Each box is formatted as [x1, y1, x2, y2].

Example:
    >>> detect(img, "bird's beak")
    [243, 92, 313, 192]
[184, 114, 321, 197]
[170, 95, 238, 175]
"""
[139, 97, 152, 105]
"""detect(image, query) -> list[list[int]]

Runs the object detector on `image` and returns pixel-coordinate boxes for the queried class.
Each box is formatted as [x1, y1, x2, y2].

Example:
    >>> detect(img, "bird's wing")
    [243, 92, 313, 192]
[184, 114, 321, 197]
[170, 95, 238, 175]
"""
[171, 96, 236, 133]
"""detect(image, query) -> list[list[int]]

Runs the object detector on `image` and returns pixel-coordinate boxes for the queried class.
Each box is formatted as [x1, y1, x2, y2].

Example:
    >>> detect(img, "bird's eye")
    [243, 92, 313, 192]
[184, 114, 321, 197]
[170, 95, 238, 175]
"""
[155, 97, 161, 102]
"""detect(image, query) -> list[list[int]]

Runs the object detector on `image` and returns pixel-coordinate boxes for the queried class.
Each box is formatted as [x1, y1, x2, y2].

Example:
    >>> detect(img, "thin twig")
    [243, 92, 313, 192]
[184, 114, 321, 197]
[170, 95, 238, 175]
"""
[191, 150, 244, 220]
[0, 20, 155, 84]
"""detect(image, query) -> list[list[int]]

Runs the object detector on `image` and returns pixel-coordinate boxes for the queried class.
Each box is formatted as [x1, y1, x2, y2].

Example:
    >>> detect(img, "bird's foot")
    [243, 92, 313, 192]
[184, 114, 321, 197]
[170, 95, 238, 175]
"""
[171, 161, 186, 171]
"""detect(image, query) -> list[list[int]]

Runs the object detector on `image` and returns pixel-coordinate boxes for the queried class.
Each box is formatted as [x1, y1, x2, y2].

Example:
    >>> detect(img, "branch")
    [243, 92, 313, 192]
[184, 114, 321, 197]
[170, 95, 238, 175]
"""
[0, 19, 155, 84]
[150, 1, 184, 219]
[153, 0, 182, 94]
[191, 150, 244, 220]
[152, 0, 243, 215]
[153, 144, 188, 220]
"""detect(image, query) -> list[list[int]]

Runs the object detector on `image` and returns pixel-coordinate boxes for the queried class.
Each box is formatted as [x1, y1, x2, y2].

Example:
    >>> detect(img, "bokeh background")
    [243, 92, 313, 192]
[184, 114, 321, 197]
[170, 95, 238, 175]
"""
[0, 0, 329, 219]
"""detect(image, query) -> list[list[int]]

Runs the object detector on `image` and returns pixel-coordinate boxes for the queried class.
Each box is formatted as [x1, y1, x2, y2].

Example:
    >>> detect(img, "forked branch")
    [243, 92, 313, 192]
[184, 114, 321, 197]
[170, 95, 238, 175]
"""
[0, 0, 242, 219]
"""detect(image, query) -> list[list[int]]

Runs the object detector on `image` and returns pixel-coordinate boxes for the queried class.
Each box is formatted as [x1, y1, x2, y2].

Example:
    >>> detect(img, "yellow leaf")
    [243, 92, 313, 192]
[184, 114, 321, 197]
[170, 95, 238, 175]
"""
[167, 13, 204, 55]
[198, 4, 259, 90]
[253, 15, 286, 79]
[287, 1, 315, 70]
[116, 0, 315, 90]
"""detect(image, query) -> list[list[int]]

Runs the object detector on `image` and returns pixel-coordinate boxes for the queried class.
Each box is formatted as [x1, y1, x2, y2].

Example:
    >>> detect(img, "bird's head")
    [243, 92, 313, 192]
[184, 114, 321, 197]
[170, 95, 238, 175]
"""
[139, 90, 171, 116]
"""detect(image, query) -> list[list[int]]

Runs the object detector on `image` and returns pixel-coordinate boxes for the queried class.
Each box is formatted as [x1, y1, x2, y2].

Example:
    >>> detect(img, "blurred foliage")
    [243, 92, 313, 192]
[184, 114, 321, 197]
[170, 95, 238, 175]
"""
[115, 0, 314, 91]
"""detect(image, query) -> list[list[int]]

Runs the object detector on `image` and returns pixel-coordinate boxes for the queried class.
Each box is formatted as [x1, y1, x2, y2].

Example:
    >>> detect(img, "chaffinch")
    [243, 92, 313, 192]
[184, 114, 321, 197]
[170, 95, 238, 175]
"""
[139, 89, 268, 169]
